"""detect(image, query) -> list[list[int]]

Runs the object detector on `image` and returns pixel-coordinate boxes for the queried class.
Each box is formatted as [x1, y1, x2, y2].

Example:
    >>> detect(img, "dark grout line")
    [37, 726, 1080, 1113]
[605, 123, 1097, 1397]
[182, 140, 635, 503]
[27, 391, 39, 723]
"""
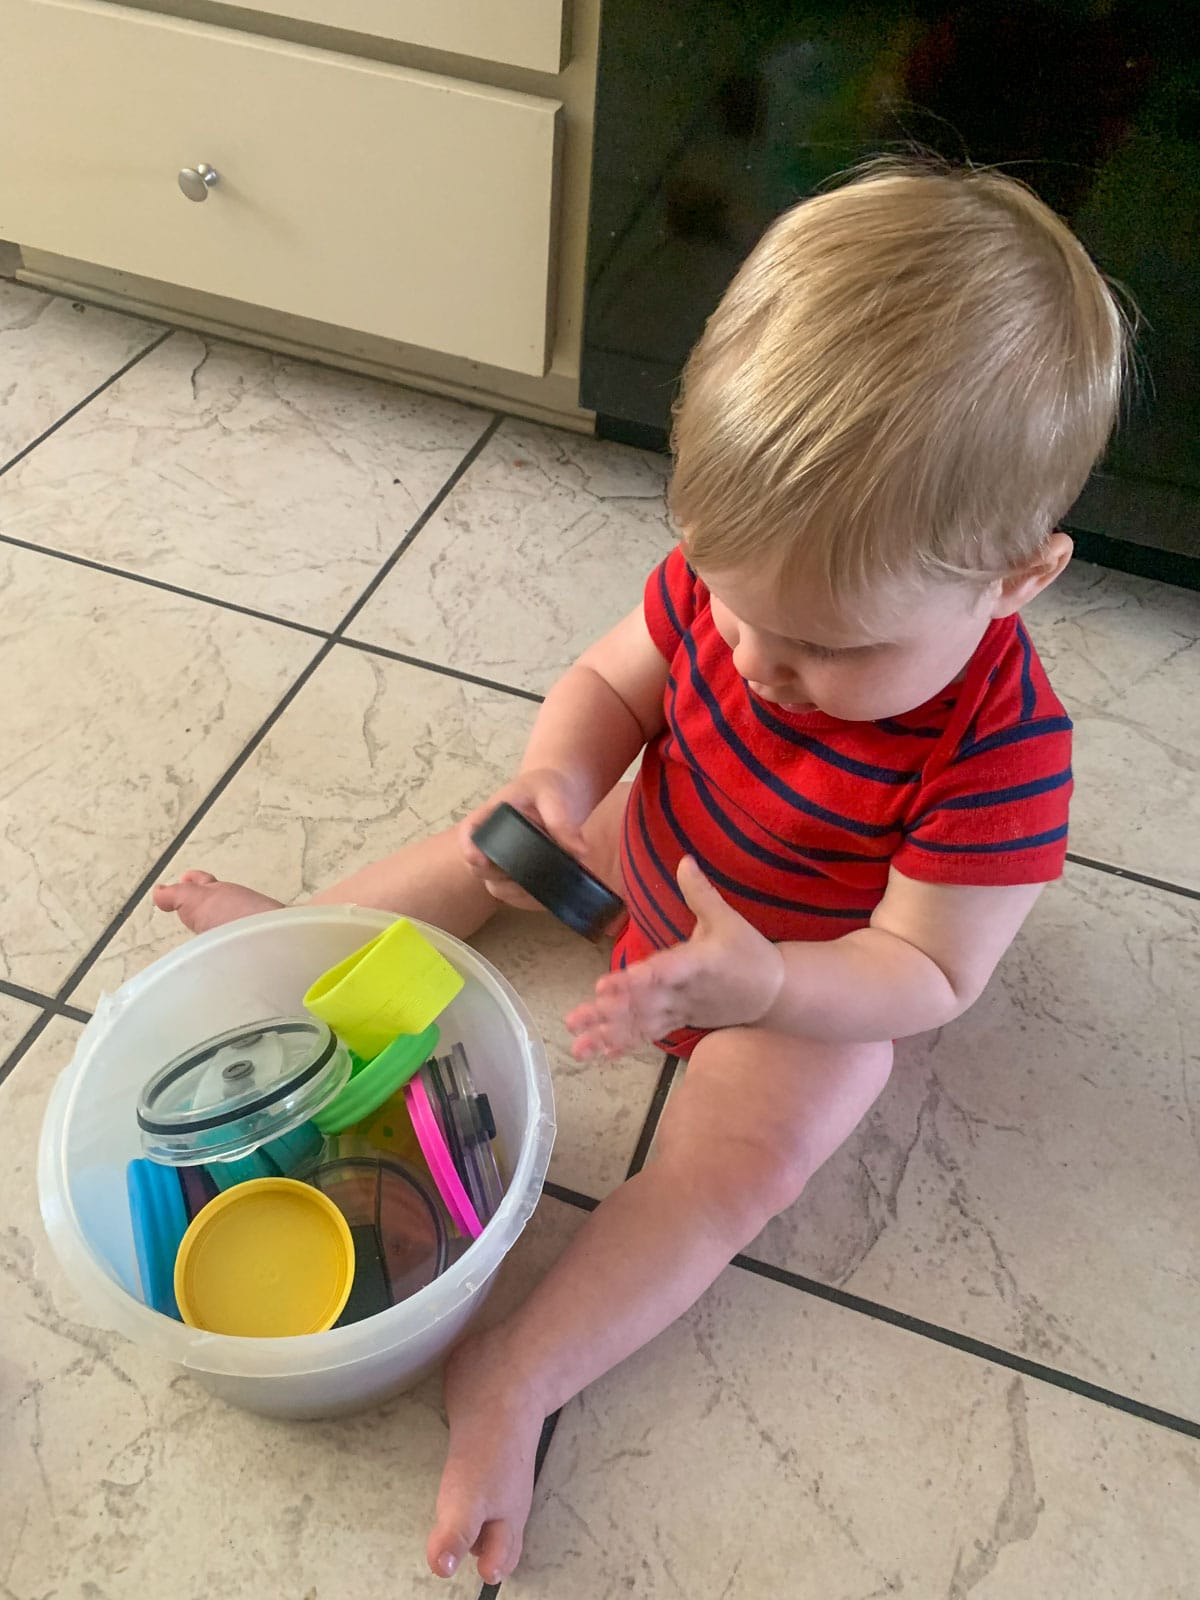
[475, 1409, 563, 1600]
[16, 333, 1196, 1458]
[481, 1060, 678, 1596]
[49, 637, 336, 1005]
[624, 1054, 679, 1179]
[0, 531, 329, 641]
[0, 532, 547, 709]
[537, 1184, 1200, 1445]
[335, 414, 503, 637]
[0, 976, 58, 1011]
[46, 414, 503, 1010]
[543, 1179, 599, 1212]
[730, 1252, 1200, 1443]
[337, 637, 544, 705]
[0, 1009, 53, 1090]
[0, 329, 173, 477]
[0, 976, 92, 1026]
[1066, 852, 1200, 904]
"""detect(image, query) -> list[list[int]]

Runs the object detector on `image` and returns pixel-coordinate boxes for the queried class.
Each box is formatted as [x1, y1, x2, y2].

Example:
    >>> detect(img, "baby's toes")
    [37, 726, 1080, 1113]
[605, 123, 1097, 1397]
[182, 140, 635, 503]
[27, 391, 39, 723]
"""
[474, 1518, 521, 1585]
[151, 882, 186, 912]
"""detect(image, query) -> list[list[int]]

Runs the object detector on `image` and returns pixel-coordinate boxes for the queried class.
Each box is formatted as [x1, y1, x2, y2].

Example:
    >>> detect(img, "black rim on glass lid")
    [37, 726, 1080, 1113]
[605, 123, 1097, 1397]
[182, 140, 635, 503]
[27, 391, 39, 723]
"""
[136, 1016, 352, 1166]
[470, 803, 624, 938]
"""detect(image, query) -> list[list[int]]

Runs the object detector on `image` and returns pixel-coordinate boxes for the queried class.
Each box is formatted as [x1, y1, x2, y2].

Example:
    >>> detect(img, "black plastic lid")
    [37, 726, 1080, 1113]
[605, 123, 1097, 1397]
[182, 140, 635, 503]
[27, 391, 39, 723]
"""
[470, 803, 624, 939]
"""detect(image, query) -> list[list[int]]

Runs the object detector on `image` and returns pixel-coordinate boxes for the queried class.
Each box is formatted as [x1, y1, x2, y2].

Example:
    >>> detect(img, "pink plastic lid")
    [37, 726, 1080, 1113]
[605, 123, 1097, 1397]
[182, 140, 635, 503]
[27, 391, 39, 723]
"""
[404, 1074, 483, 1239]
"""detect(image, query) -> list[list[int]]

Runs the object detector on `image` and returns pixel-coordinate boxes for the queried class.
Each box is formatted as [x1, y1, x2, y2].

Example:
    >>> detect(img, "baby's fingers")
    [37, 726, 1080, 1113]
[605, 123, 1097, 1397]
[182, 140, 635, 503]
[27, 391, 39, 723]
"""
[567, 967, 671, 1060]
[564, 999, 616, 1057]
[483, 877, 546, 914]
[565, 990, 636, 1060]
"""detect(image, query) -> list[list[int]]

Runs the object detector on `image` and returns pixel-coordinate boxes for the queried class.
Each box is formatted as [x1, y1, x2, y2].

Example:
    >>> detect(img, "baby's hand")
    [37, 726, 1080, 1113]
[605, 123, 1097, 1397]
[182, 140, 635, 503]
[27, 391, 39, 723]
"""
[460, 769, 593, 913]
[565, 857, 785, 1058]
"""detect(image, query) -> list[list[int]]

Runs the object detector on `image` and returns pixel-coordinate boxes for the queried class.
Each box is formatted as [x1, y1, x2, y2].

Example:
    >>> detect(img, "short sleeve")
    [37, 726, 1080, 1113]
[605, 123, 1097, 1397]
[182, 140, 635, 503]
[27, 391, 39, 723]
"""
[644, 546, 702, 662]
[893, 719, 1073, 886]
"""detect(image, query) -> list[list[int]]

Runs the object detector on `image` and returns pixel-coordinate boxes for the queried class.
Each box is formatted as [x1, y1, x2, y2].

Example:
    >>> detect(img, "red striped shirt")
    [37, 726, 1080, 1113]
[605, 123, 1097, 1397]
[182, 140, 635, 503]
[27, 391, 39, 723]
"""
[614, 547, 1073, 992]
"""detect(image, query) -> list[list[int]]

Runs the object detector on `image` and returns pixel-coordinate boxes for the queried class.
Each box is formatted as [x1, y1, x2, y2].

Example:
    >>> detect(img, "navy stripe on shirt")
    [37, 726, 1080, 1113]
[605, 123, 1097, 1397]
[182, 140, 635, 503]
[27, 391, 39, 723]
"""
[909, 766, 1073, 828]
[1016, 620, 1037, 722]
[657, 560, 688, 645]
[683, 764, 828, 880]
[746, 693, 921, 784]
[623, 794, 689, 946]
[957, 714, 1073, 763]
[876, 717, 943, 739]
[906, 821, 1069, 855]
[665, 685, 888, 864]
[655, 765, 874, 919]
[681, 633, 895, 839]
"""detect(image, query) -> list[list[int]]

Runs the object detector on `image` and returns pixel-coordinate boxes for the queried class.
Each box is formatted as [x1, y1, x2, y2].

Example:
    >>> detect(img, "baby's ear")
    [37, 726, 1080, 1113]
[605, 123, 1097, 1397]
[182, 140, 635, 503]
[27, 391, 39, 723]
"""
[991, 531, 1073, 617]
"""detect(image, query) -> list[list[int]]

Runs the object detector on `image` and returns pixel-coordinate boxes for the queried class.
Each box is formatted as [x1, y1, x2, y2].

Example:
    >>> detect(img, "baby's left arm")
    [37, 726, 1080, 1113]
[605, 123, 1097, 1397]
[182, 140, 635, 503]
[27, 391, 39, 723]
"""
[566, 858, 1045, 1057]
[758, 867, 1044, 1043]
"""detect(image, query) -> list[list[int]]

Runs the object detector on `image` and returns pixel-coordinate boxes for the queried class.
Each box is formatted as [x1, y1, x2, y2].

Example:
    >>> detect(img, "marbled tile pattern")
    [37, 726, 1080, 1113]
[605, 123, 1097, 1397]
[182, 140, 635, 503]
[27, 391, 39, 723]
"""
[508, 1237, 1200, 1600]
[0, 281, 161, 465]
[0, 330, 492, 625]
[1026, 560, 1200, 888]
[738, 864, 1200, 1420]
[0, 992, 39, 1065]
[0, 542, 316, 993]
[350, 417, 675, 694]
[0, 1020, 587, 1600]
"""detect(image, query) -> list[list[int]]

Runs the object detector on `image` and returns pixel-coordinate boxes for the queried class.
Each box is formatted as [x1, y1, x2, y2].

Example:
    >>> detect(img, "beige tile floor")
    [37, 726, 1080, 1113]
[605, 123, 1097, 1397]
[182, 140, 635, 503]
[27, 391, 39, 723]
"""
[1, 280, 1198, 1599]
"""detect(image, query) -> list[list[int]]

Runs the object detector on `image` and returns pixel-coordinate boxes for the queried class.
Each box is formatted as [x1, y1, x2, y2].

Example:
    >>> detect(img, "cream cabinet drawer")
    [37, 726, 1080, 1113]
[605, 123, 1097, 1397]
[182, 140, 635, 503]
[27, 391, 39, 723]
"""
[230, 0, 569, 73]
[0, 0, 562, 374]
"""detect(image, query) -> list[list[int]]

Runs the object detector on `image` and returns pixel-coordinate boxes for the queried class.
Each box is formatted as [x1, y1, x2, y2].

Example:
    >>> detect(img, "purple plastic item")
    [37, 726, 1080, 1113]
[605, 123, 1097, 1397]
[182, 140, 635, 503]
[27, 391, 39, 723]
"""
[178, 1164, 219, 1221]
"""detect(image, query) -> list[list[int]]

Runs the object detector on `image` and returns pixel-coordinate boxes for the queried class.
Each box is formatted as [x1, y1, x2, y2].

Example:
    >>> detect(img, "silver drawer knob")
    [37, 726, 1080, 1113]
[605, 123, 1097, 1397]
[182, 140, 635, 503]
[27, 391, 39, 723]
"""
[178, 163, 219, 202]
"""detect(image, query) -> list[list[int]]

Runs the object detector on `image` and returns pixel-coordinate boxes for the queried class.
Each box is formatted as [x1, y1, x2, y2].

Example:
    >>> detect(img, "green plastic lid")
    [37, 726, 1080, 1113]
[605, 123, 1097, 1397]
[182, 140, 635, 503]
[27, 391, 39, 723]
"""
[313, 1023, 440, 1136]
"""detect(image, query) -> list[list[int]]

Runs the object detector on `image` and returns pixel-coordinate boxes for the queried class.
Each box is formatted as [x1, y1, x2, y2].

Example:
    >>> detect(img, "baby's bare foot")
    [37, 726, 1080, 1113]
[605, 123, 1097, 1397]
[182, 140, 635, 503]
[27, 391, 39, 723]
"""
[427, 1328, 547, 1585]
[153, 870, 283, 934]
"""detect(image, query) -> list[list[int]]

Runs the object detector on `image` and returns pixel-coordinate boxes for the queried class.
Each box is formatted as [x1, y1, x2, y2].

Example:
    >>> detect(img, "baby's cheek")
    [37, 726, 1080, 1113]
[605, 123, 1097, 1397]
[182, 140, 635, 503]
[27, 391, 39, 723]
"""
[826, 663, 886, 712]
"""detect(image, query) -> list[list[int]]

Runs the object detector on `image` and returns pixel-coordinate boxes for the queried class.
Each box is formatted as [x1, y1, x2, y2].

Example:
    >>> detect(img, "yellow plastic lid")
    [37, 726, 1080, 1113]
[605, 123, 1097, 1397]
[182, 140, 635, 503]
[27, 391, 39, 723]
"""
[174, 1178, 354, 1337]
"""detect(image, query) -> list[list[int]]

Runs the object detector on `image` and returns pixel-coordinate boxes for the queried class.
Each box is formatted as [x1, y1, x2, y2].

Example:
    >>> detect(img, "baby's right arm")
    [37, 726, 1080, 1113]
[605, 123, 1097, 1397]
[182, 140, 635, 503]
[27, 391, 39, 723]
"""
[460, 604, 668, 893]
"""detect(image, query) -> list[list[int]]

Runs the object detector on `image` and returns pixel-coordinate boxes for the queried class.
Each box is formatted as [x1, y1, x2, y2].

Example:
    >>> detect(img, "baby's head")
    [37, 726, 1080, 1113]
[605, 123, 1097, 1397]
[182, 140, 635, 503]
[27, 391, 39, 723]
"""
[670, 158, 1127, 721]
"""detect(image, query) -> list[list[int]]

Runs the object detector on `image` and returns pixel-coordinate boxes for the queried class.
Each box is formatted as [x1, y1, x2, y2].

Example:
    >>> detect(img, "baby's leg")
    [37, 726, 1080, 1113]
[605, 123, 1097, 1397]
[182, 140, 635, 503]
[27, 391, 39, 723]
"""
[153, 827, 495, 938]
[154, 782, 630, 938]
[428, 1026, 893, 1583]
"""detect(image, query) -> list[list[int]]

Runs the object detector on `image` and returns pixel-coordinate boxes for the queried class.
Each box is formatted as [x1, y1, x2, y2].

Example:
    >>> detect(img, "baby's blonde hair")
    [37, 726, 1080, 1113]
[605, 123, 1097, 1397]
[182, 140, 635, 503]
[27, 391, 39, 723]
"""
[671, 157, 1128, 597]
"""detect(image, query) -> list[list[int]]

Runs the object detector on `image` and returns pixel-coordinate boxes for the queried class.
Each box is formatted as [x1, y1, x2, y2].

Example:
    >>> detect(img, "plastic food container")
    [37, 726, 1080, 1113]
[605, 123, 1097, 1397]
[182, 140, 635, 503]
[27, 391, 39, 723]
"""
[38, 907, 555, 1419]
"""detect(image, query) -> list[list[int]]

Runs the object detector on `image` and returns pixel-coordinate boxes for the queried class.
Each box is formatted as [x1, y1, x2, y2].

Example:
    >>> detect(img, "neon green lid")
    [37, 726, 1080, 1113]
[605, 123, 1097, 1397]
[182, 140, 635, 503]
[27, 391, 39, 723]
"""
[312, 1024, 440, 1136]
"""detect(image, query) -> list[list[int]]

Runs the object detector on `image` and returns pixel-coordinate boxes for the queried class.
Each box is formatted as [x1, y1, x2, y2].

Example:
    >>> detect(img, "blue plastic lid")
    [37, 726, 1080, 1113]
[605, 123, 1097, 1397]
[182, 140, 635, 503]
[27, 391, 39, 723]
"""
[126, 1159, 188, 1320]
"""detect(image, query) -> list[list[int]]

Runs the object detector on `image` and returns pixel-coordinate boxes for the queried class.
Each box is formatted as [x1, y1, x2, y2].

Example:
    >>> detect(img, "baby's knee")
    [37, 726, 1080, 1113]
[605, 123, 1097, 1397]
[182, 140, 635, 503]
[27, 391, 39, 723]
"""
[657, 1031, 892, 1239]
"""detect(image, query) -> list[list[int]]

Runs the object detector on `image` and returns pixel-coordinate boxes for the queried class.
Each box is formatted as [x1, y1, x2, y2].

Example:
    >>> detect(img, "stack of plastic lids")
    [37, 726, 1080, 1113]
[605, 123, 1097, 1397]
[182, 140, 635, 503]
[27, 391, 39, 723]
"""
[405, 1044, 504, 1240]
[125, 921, 510, 1334]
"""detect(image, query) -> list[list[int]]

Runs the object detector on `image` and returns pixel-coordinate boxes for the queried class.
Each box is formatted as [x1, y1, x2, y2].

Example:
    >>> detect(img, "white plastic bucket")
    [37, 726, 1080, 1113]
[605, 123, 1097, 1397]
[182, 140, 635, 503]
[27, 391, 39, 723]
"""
[38, 907, 555, 1419]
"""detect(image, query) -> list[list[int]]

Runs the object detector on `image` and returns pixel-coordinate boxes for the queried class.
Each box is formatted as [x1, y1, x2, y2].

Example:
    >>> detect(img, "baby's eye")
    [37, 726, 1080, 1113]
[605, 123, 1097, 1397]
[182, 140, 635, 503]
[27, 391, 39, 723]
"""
[796, 642, 843, 662]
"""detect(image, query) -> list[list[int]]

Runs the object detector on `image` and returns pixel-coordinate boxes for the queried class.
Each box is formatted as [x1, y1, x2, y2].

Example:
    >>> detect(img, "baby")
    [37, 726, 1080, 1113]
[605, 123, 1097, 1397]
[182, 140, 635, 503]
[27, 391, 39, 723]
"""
[157, 160, 1125, 1584]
